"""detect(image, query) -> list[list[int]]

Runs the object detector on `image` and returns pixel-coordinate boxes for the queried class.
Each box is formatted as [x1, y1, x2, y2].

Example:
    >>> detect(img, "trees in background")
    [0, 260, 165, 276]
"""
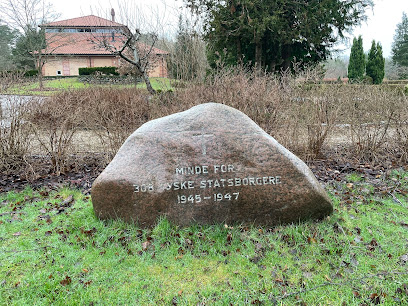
[0, 0, 58, 89]
[366, 40, 384, 84]
[348, 36, 365, 82]
[391, 12, 408, 79]
[347, 37, 385, 84]
[0, 24, 18, 71]
[169, 15, 207, 81]
[184, 0, 373, 72]
[323, 57, 348, 79]
[12, 25, 45, 71]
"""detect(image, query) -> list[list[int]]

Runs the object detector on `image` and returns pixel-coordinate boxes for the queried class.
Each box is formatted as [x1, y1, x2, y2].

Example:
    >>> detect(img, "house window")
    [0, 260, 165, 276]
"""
[56, 70, 62, 75]
[45, 28, 61, 33]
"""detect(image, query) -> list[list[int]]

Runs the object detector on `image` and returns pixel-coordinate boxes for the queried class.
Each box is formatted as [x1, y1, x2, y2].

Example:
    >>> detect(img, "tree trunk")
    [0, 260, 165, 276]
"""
[142, 70, 156, 95]
[117, 45, 156, 95]
[37, 55, 43, 90]
[269, 61, 276, 72]
[133, 47, 156, 95]
[237, 39, 243, 64]
[255, 41, 262, 69]
[282, 45, 293, 71]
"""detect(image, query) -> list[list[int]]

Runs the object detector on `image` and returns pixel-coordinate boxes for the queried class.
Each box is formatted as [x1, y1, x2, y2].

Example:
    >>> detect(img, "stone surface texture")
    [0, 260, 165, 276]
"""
[92, 103, 332, 227]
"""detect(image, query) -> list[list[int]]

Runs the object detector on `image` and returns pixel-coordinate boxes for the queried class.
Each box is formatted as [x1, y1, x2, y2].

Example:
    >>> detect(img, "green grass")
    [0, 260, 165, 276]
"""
[3, 77, 172, 96]
[136, 77, 173, 92]
[1, 172, 407, 305]
[345, 172, 364, 183]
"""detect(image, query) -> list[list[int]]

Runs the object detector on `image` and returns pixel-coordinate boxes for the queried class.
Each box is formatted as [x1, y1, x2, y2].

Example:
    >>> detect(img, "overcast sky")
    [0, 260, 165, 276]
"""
[51, 0, 408, 58]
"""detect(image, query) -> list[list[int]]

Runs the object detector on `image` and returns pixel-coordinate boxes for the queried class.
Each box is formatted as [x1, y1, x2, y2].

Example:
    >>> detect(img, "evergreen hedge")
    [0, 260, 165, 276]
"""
[78, 67, 119, 76]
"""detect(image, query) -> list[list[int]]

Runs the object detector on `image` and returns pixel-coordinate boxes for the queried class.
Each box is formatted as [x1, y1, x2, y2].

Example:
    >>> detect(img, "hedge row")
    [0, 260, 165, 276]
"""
[78, 67, 119, 76]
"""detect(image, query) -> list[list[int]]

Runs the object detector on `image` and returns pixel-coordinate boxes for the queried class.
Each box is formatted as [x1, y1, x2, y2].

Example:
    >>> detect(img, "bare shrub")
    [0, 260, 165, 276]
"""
[160, 66, 340, 159]
[23, 66, 406, 174]
[393, 94, 408, 162]
[0, 95, 32, 171]
[27, 93, 84, 174]
[273, 67, 341, 159]
[55, 87, 151, 160]
[339, 86, 399, 162]
[0, 71, 27, 93]
[157, 67, 282, 133]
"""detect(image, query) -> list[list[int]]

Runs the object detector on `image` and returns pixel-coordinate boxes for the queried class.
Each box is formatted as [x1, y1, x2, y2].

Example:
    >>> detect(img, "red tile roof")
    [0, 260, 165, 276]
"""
[41, 15, 168, 56]
[40, 15, 125, 28]
[44, 32, 122, 55]
[44, 32, 168, 56]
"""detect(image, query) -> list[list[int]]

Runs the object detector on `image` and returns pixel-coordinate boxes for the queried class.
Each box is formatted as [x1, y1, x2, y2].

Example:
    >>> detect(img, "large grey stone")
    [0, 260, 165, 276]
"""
[91, 102, 332, 227]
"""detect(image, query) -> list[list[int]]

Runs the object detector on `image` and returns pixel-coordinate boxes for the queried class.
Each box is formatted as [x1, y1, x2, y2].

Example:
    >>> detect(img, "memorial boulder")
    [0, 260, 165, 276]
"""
[91, 103, 332, 227]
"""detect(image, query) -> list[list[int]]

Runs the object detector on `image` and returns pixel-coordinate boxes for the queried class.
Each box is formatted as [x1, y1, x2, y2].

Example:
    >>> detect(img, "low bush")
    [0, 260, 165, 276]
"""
[0, 96, 33, 171]
[2, 66, 408, 174]
[0, 71, 27, 92]
[27, 93, 86, 174]
[24, 69, 38, 77]
[78, 66, 119, 76]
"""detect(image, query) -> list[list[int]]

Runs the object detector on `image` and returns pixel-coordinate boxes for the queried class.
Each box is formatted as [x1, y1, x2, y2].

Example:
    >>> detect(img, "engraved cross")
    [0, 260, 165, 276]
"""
[193, 128, 214, 155]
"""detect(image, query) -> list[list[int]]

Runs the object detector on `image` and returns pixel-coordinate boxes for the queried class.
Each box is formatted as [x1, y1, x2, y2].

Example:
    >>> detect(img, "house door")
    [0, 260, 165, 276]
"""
[62, 60, 70, 76]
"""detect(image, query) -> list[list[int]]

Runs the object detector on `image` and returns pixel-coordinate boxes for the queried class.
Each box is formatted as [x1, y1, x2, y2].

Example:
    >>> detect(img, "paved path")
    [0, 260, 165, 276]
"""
[0, 95, 42, 127]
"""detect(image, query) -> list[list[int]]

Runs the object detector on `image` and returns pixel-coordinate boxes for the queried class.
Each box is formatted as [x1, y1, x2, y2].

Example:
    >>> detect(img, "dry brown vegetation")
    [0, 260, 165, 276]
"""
[1, 67, 407, 176]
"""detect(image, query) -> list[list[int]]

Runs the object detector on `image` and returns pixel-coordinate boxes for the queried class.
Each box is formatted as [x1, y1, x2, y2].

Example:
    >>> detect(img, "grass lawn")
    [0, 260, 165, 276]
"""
[1, 171, 407, 305]
[3, 77, 172, 96]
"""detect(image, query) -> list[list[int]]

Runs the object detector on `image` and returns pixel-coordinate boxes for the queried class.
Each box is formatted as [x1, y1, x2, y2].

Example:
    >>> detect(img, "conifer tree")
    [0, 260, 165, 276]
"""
[348, 36, 365, 82]
[391, 12, 408, 78]
[185, 0, 373, 72]
[366, 40, 385, 84]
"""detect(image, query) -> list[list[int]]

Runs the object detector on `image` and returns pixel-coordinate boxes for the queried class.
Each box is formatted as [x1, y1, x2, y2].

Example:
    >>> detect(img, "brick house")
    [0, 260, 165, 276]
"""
[39, 15, 168, 77]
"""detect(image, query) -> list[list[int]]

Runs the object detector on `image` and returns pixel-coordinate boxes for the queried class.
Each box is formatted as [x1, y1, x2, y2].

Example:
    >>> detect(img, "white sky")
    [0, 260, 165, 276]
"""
[342, 0, 408, 57]
[51, 0, 408, 58]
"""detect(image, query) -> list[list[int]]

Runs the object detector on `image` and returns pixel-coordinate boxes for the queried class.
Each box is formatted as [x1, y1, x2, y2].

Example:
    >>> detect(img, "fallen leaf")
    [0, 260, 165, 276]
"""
[226, 233, 233, 243]
[333, 222, 343, 233]
[352, 290, 360, 297]
[39, 191, 49, 197]
[307, 237, 317, 244]
[369, 293, 380, 304]
[142, 241, 151, 251]
[370, 238, 378, 246]
[60, 275, 72, 286]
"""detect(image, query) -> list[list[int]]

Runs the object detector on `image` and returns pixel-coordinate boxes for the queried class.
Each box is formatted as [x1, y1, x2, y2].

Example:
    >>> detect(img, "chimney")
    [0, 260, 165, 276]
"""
[111, 8, 115, 22]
